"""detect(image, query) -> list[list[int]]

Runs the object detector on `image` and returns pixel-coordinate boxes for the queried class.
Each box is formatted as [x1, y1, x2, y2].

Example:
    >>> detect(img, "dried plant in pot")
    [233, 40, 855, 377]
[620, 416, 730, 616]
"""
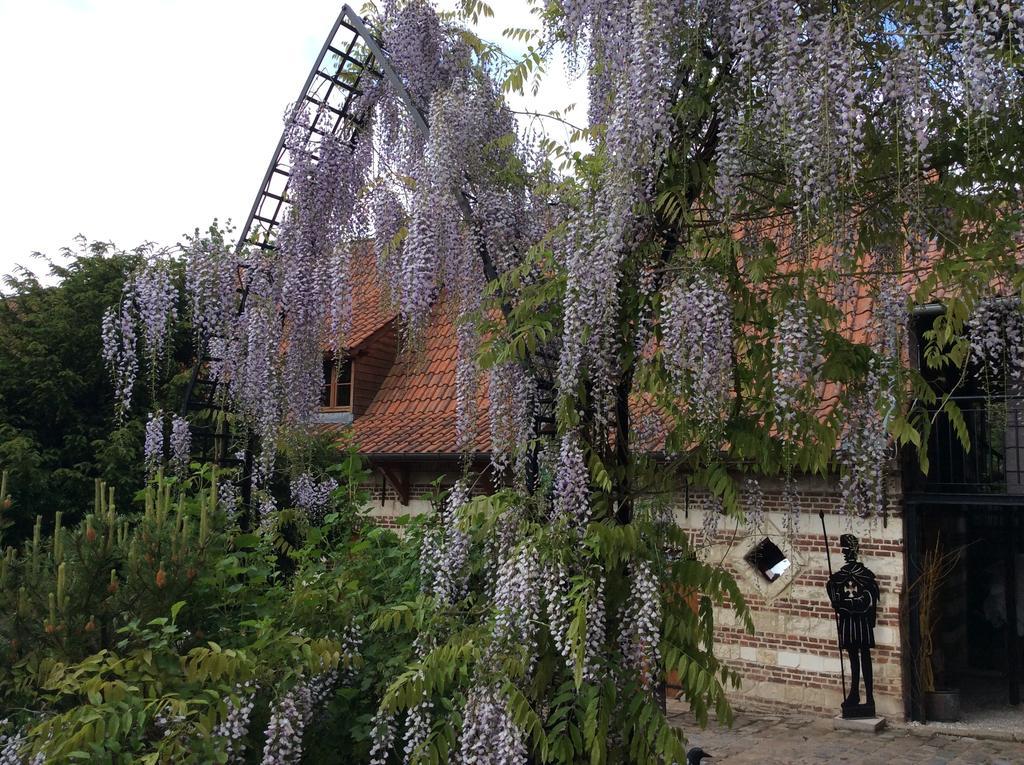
[909, 535, 964, 722]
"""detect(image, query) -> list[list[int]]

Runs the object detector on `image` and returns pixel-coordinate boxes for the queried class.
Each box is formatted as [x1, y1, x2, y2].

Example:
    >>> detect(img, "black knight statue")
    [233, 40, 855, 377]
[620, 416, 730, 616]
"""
[825, 533, 880, 718]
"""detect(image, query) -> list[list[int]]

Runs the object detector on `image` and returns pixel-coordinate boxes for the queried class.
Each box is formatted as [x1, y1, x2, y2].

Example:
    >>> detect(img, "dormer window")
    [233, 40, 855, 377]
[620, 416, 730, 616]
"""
[321, 354, 353, 411]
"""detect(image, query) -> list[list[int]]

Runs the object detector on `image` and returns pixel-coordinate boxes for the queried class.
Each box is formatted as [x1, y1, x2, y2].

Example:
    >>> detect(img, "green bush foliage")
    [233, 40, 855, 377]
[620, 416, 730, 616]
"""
[0, 453, 422, 763]
[0, 239, 191, 540]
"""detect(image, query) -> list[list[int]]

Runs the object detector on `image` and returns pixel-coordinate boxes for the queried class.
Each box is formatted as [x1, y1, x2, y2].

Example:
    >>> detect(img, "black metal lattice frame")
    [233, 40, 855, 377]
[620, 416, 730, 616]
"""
[180, 5, 433, 476]
[181, 4, 558, 512]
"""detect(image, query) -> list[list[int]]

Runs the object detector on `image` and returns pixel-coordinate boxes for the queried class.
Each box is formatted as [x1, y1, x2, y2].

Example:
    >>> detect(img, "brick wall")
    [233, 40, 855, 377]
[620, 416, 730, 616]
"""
[674, 474, 906, 719]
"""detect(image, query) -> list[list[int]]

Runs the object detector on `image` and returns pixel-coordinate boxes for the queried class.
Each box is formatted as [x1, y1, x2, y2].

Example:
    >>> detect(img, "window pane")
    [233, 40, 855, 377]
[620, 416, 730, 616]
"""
[339, 358, 352, 384]
[321, 355, 333, 407]
[337, 382, 351, 408]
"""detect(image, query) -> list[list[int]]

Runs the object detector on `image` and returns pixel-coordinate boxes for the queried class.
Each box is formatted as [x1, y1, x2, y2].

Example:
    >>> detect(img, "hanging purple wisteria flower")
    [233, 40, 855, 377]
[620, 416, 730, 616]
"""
[700, 495, 723, 548]
[213, 682, 257, 765]
[144, 410, 165, 475]
[458, 683, 528, 764]
[367, 708, 396, 765]
[289, 472, 338, 524]
[661, 270, 734, 431]
[742, 478, 766, 532]
[837, 364, 888, 520]
[553, 430, 590, 528]
[492, 546, 541, 671]
[489, 361, 536, 483]
[260, 672, 336, 765]
[101, 303, 138, 420]
[967, 297, 1024, 390]
[782, 477, 802, 540]
[619, 560, 662, 692]
[183, 227, 238, 350]
[169, 414, 191, 476]
[773, 298, 818, 434]
[402, 692, 433, 764]
[429, 480, 471, 604]
[127, 255, 179, 365]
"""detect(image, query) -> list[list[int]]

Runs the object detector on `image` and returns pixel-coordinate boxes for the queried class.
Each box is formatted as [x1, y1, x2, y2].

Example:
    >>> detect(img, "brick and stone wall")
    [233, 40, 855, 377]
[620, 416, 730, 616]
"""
[360, 464, 910, 719]
[673, 474, 907, 719]
[361, 467, 491, 522]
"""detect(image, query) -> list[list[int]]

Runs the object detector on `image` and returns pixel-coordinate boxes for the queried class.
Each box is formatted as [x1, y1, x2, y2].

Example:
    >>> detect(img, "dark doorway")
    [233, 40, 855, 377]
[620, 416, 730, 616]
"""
[905, 500, 1023, 722]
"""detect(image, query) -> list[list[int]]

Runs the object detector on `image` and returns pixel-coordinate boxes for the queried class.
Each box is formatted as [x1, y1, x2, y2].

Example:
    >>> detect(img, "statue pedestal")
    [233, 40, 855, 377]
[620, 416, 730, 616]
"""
[833, 716, 887, 733]
[841, 701, 876, 719]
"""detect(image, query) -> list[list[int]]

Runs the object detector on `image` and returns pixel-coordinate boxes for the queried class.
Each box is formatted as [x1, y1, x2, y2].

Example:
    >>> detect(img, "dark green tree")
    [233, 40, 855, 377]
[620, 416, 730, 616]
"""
[0, 239, 189, 538]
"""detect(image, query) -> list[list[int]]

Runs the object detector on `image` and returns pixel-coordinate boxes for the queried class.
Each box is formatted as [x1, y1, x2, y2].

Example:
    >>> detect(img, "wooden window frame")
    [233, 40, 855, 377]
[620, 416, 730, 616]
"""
[321, 354, 354, 412]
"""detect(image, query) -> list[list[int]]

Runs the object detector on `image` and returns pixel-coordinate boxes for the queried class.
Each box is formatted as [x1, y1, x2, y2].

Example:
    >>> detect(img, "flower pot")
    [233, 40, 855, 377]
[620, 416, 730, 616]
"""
[923, 689, 960, 722]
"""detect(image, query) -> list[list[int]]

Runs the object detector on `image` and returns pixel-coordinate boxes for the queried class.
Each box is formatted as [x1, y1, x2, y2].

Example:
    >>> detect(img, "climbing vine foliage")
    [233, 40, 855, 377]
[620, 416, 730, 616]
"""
[94, 0, 1024, 762]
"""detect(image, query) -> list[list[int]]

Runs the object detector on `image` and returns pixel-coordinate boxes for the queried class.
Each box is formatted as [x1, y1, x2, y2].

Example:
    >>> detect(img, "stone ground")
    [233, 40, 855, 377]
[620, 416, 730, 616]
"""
[666, 701, 1024, 764]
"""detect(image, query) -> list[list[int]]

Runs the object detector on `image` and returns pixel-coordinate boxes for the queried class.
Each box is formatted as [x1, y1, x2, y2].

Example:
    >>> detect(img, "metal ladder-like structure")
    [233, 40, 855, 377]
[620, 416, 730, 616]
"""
[181, 4, 558, 507]
[180, 5, 429, 495]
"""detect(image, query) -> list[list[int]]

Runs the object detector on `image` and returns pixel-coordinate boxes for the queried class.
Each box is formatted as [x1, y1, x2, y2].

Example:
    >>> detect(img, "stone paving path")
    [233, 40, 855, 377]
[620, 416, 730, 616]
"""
[666, 703, 1024, 764]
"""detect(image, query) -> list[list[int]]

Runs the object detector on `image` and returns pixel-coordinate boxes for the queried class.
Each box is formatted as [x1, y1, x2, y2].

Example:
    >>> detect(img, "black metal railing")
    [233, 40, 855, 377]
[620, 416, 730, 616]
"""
[909, 395, 1024, 495]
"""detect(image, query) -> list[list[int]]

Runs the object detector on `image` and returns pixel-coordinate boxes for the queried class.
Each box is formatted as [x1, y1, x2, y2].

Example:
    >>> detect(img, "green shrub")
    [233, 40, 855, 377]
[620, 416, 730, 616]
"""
[0, 456, 420, 763]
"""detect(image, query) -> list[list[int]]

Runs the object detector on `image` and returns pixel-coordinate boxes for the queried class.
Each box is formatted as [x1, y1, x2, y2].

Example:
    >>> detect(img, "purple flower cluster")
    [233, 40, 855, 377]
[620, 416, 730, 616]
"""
[218, 478, 240, 522]
[371, 185, 408, 302]
[557, 0, 686, 427]
[542, 561, 604, 683]
[493, 546, 541, 671]
[542, 561, 573, 665]
[169, 414, 191, 476]
[260, 672, 336, 765]
[742, 477, 765, 532]
[553, 430, 590, 528]
[773, 298, 818, 434]
[0, 720, 43, 765]
[967, 298, 1024, 390]
[274, 104, 373, 425]
[489, 362, 536, 484]
[661, 271, 734, 431]
[234, 268, 283, 464]
[100, 249, 177, 419]
[781, 477, 801, 540]
[700, 495, 723, 548]
[619, 560, 662, 691]
[213, 682, 257, 765]
[582, 574, 606, 684]
[257, 494, 278, 534]
[402, 693, 433, 764]
[948, 2, 1023, 116]
[837, 363, 888, 520]
[455, 321, 480, 450]
[289, 472, 338, 524]
[367, 708, 395, 765]
[424, 481, 471, 604]
[458, 683, 528, 764]
[144, 410, 165, 475]
[128, 256, 178, 364]
[183, 228, 238, 349]
[382, 0, 448, 113]
[101, 303, 138, 420]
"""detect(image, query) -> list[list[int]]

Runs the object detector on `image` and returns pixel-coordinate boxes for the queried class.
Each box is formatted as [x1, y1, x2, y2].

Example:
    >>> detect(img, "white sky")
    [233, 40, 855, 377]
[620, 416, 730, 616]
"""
[0, 0, 585, 281]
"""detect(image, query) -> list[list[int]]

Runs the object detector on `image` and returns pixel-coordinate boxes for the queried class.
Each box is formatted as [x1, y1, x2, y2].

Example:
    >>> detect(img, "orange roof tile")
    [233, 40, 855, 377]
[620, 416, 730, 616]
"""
[345, 244, 397, 350]
[351, 300, 490, 456]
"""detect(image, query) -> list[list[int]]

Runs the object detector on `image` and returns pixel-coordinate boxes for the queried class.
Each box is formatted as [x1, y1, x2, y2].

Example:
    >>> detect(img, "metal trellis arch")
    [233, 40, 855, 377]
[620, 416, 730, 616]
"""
[179, 4, 431, 508]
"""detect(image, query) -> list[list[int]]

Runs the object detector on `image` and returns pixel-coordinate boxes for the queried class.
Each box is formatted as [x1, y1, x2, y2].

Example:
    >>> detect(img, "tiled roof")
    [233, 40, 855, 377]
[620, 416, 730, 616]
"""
[349, 300, 490, 456]
[338, 230, 1015, 459]
[345, 246, 397, 349]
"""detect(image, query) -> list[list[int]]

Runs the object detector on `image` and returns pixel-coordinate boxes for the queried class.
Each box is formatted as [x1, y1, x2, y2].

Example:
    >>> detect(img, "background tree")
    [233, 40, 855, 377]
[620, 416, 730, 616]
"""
[0, 239, 190, 539]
